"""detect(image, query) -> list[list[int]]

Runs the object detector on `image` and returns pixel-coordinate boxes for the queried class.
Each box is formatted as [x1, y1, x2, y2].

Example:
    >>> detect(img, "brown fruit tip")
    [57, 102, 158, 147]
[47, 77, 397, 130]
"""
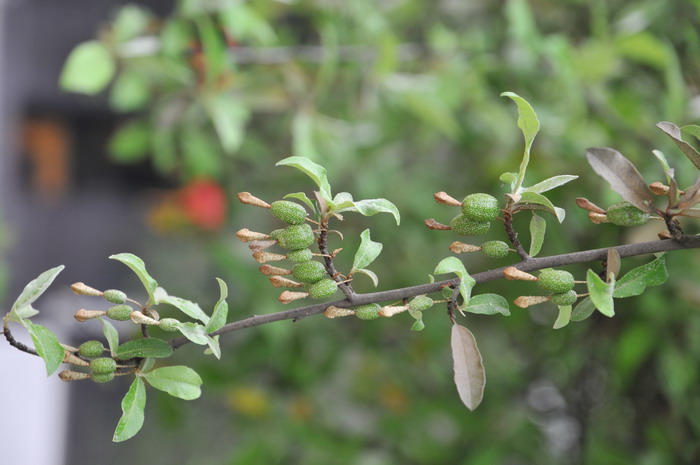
[503, 267, 538, 281]
[248, 240, 278, 252]
[71, 282, 103, 297]
[378, 305, 408, 317]
[449, 241, 481, 254]
[59, 370, 91, 382]
[514, 295, 550, 308]
[237, 192, 271, 208]
[434, 191, 463, 207]
[236, 229, 271, 242]
[63, 352, 89, 367]
[575, 197, 606, 214]
[259, 264, 292, 276]
[424, 218, 451, 230]
[269, 276, 304, 288]
[74, 309, 107, 322]
[658, 230, 672, 240]
[588, 212, 609, 224]
[252, 251, 286, 263]
[649, 182, 670, 196]
[129, 312, 160, 325]
[323, 306, 355, 318]
[278, 291, 309, 304]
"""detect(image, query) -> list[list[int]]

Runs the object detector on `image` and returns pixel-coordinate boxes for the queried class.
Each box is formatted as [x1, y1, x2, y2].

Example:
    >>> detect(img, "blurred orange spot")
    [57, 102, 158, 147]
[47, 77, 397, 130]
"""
[23, 118, 70, 199]
[178, 179, 227, 231]
[226, 386, 270, 418]
[379, 382, 409, 413]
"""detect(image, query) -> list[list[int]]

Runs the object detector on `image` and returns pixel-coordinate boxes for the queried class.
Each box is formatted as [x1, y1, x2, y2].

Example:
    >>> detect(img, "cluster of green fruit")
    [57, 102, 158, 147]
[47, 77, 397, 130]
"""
[75, 341, 116, 383]
[324, 295, 435, 332]
[450, 193, 501, 236]
[537, 269, 578, 306]
[450, 240, 511, 259]
[236, 197, 339, 303]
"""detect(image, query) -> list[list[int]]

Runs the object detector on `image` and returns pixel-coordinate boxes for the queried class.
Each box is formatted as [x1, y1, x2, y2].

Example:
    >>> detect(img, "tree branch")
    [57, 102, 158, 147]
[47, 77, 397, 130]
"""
[170, 236, 700, 349]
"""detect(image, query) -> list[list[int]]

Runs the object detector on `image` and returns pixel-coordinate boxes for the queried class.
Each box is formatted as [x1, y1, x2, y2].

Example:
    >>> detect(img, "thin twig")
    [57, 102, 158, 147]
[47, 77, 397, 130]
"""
[318, 217, 356, 300]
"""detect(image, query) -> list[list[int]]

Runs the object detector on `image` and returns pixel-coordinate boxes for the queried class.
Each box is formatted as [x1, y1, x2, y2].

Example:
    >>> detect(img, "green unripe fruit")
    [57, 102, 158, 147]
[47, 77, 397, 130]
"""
[308, 278, 338, 299]
[408, 295, 434, 312]
[606, 201, 650, 227]
[159, 318, 180, 332]
[103, 289, 127, 304]
[278, 224, 315, 250]
[550, 289, 578, 306]
[271, 200, 308, 225]
[292, 261, 327, 284]
[90, 357, 117, 375]
[450, 215, 491, 236]
[287, 248, 313, 263]
[462, 193, 500, 222]
[537, 269, 575, 294]
[91, 372, 115, 383]
[270, 229, 284, 241]
[106, 304, 133, 321]
[78, 340, 105, 358]
[481, 240, 510, 259]
[355, 303, 381, 320]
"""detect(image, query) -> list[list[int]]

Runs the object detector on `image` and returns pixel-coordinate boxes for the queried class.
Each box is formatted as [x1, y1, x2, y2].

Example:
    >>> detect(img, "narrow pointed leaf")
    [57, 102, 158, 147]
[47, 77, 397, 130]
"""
[9, 305, 39, 322]
[110, 254, 158, 305]
[571, 297, 596, 322]
[205, 335, 221, 359]
[657, 121, 700, 170]
[175, 322, 209, 345]
[613, 255, 667, 298]
[586, 148, 653, 212]
[142, 366, 202, 400]
[523, 175, 578, 194]
[351, 229, 383, 272]
[205, 278, 228, 333]
[587, 269, 615, 317]
[517, 192, 565, 222]
[353, 268, 379, 287]
[464, 294, 510, 316]
[100, 317, 120, 357]
[348, 199, 400, 225]
[451, 324, 485, 410]
[501, 92, 540, 193]
[113, 378, 146, 442]
[276, 156, 333, 204]
[529, 213, 546, 256]
[156, 290, 209, 325]
[434, 257, 476, 309]
[25, 321, 64, 376]
[11, 265, 64, 313]
[116, 338, 173, 359]
[553, 305, 572, 329]
[284, 192, 316, 212]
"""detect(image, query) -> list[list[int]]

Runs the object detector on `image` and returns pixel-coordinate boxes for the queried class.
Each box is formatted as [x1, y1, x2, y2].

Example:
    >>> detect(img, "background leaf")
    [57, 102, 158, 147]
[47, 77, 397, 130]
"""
[351, 229, 383, 272]
[587, 269, 615, 317]
[25, 322, 64, 376]
[585, 147, 654, 212]
[451, 324, 485, 410]
[142, 366, 202, 400]
[113, 378, 146, 442]
[464, 294, 510, 316]
[553, 305, 572, 329]
[529, 213, 546, 256]
[60, 40, 115, 95]
[110, 254, 158, 305]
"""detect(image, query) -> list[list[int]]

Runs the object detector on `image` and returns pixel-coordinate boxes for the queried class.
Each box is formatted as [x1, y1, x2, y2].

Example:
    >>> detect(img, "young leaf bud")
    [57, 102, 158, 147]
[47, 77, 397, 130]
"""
[103, 289, 127, 304]
[106, 304, 133, 321]
[90, 357, 117, 375]
[59, 370, 91, 382]
[503, 267, 538, 281]
[449, 242, 481, 254]
[424, 218, 451, 230]
[292, 261, 327, 284]
[74, 309, 107, 322]
[434, 192, 463, 206]
[129, 312, 160, 325]
[286, 248, 313, 263]
[450, 215, 491, 236]
[259, 264, 292, 276]
[323, 306, 355, 318]
[252, 251, 286, 263]
[605, 201, 650, 227]
[514, 295, 550, 308]
[269, 276, 304, 288]
[537, 269, 575, 294]
[277, 224, 315, 250]
[91, 372, 115, 383]
[236, 229, 271, 242]
[278, 291, 309, 304]
[481, 240, 510, 259]
[78, 340, 105, 358]
[237, 192, 270, 208]
[461, 193, 500, 222]
[354, 303, 381, 320]
[575, 197, 606, 214]
[307, 278, 338, 299]
[158, 318, 180, 332]
[549, 290, 578, 306]
[270, 200, 308, 225]
[71, 282, 103, 297]
[408, 295, 434, 312]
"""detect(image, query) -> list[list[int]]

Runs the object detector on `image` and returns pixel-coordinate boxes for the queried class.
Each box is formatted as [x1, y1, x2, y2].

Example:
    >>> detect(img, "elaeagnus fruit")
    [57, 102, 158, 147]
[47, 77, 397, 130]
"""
[550, 289, 578, 306]
[90, 357, 117, 375]
[91, 372, 115, 383]
[462, 193, 500, 222]
[481, 240, 510, 259]
[450, 214, 491, 236]
[605, 201, 650, 227]
[537, 269, 575, 294]
[354, 303, 381, 320]
[106, 304, 133, 321]
[408, 295, 434, 312]
[308, 278, 338, 299]
[287, 248, 313, 263]
[103, 289, 127, 304]
[277, 224, 315, 250]
[158, 318, 180, 332]
[78, 340, 104, 358]
[292, 261, 327, 284]
[270, 200, 307, 225]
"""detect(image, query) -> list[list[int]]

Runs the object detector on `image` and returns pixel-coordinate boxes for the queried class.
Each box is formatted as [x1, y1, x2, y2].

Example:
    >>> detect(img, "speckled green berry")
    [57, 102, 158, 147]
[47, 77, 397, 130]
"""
[91, 372, 115, 383]
[271, 200, 307, 225]
[481, 240, 510, 259]
[277, 224, 315, 250]
[537, 269, 575, 294]
[355, 303, 381, 320]
[103, 289, 127, 304]
[462, 193, 500, 222]
[292, 261, 327, 284]
[450, 214, 491, 236]
[605, 201, 650, 227]
[408, 295, 434, 312]
[287, 248, 313, 263]
[106, 304, 133, 321]
[90, 357, 117, 375]
[270, 229, 284, 241]
[78, 340, 104, 358]
[159, 318, 180, 332]
[550, 289, 578, 306]
[308, 278, 338, 299]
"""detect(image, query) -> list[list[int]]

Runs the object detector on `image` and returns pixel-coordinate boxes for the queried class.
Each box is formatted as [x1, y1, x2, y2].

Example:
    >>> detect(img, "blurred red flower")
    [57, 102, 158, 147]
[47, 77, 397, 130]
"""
[178, 179, 228, 231]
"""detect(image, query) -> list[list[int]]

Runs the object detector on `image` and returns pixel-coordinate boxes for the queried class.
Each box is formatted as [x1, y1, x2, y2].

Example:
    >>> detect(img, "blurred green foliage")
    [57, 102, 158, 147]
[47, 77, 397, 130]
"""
[62, 0, 700, 463]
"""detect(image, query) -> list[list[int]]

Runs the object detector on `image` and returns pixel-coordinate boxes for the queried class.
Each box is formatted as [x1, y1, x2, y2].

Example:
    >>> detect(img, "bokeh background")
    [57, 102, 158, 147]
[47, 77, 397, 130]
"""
[2, 0, 700, 464]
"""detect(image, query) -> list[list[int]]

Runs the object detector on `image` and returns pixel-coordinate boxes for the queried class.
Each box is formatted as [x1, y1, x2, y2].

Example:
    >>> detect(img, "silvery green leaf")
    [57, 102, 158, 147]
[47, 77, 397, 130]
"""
[570, 297, 596, 322]
[587, 269, 615, 317]
[517, 192, 565, 222]
[9, 305, 39, 322]
[100, 317, 120, 357]
[283, 192, 315, 212]
[464, 294, 510, 316]
[204, 335, 221, 359]
[529, 212, 546, 257]
[411, 319, 425, 331]
[11, 265, 64, 314]
[434, 257, 475, 310]
[175, 322, 209, 345]
[613, 255, 667, 298]
[276, 156, 334, 205]
[657, 121, 700, 170]
[523, 175, 578, 194]
[553, 305, 572, 329]
[353, 268, 379, 287]
[351, 229, 383, 272]
[205, 278, 228, 333]
[451, 324, 485, 410]
[142, 366, 202, 401]
[25, 321, 64, 376]
[501, 92, 540, 193]
[585, 148, 654, 212]
[110, 254, 158, 306]
[113, 378, 146, 442]
[336, 198, 401, 225]
[157, 292, 209, 325]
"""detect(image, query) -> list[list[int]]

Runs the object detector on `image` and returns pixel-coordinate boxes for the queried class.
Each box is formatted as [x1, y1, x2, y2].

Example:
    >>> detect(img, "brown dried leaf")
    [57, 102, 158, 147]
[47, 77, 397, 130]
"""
[424, 218, 451, 230]
[451, 324, 485, 411]
[434, 191, 463, 206]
